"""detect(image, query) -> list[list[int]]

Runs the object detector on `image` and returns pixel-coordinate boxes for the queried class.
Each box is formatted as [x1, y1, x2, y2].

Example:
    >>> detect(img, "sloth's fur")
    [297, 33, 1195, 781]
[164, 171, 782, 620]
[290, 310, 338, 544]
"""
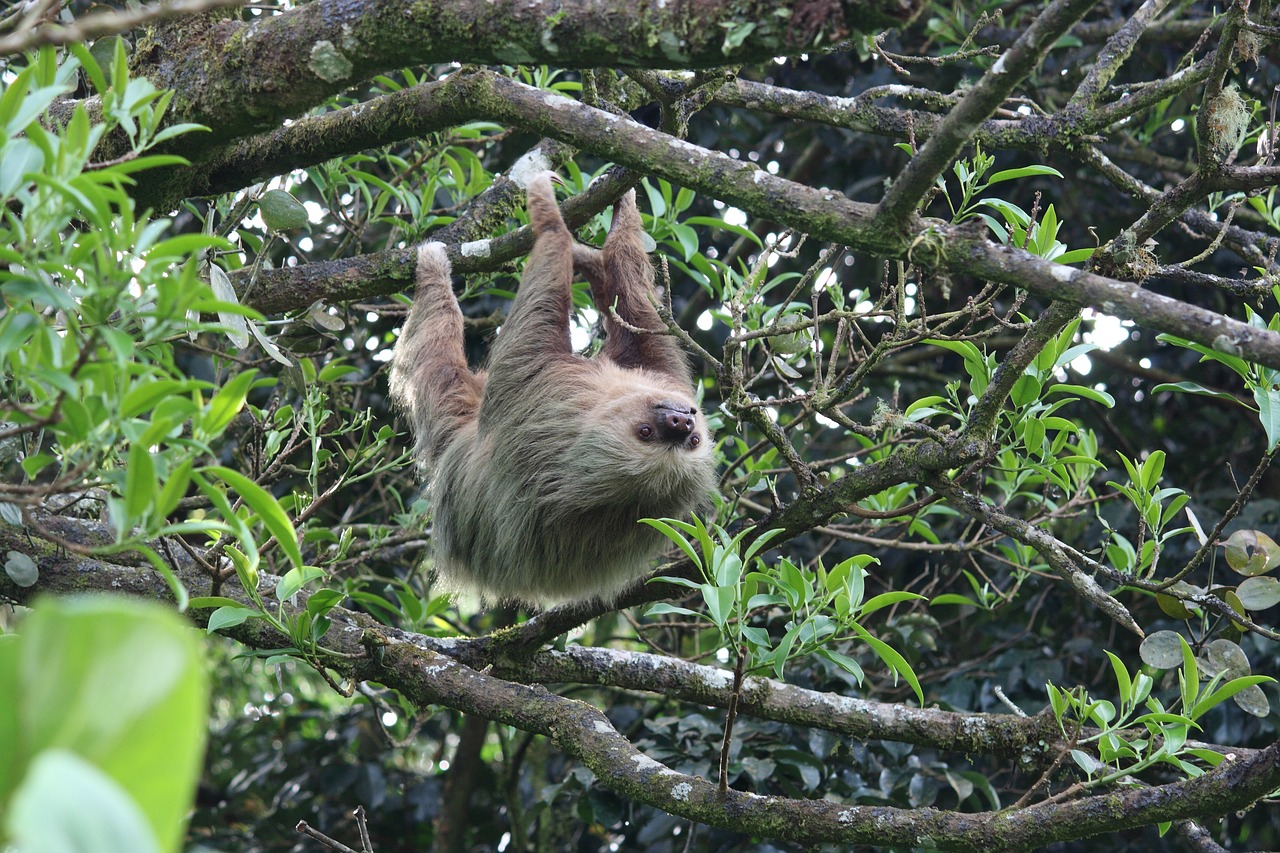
[390, 173, 717, 606]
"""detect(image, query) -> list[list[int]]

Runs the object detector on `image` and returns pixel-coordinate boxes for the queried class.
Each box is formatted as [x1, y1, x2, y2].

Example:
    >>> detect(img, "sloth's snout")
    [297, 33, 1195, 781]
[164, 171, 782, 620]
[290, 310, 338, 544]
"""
[654, 402, 696, 443]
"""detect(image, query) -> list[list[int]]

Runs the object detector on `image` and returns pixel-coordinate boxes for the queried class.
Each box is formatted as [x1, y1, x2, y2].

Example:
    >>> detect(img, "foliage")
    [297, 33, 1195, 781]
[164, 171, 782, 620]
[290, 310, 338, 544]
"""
[1048, 636, 1273, 789]
[647, 518, 924, 700]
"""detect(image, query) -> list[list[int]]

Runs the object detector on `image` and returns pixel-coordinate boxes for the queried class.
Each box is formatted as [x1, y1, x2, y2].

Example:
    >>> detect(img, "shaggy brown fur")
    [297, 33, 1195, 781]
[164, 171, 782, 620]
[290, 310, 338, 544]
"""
[390, 173, 717, 607]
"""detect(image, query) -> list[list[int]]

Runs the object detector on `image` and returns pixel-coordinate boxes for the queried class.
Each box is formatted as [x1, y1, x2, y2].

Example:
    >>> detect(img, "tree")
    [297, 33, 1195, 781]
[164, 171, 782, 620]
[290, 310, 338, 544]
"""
[3, 0, 1280, 849]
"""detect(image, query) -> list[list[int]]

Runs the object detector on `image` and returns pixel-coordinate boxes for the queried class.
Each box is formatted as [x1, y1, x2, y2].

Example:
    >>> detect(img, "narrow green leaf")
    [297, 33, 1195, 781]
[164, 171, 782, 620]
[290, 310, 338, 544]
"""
[1151, 381, 1244, 405]
[1192, 675, 1275, 720]
[931, 593, 984, 608]
[154, 459, 193, 521]
[851, 623, 924, 705]
[1046, 383, 1115, 407]
[1140, 450, 1166, 491]
[202, 370, 259, 437]
[124, 443, 156, 525]
[987, 165, 1065, 184]
[1055, 247, 1095, 264]
[187, 596, 247, 610]
[639, 518, 701, 568]
[305, 588, 345, 617]
[1104, 650, 1132, 705]
[204, 466, 303, 569]
[860, 591, 925, 617]
[122, 379, 207, 419]
[644, 603, 700, 617]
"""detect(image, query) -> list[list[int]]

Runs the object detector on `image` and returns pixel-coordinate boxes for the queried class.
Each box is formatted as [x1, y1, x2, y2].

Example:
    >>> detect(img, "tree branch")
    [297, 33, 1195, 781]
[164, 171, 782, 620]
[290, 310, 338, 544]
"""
[107, 0, 924, 161]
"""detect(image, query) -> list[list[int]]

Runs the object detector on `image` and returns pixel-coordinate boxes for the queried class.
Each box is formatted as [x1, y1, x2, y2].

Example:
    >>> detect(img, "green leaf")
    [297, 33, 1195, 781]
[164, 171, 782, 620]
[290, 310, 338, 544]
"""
[930, 593, 984, 608]
[1192, 675, 1275, 720]
[851, 623, 923, 705]
[739, 526, 787, 565]
[1140, 450, 1166, 491]
[1151, 381, 1244, 405]
[987, 165, 1064, 184]
[1055, 247, 1095, 265]
[108, 154, 191, 176]
[318, 361, 359, 383]
[1046, 383, 1115, 408]
[721, 20, 756, 53]
[0, 597, 207, 851]
[1237, 575, 1280, 609]
[1179, 634, 1199, 714]
[684, 216, 762, 246]
[669, 222, 699, 261]
[201, 370, 259, 437]
[121, 380, 207, 420]
[204, 466, 303, 569]
[639, 518, 702, 569]
[205, 605, 258, 634]
[275, 566, 327, 602]
[154, 459, 193, 521]
[186, 596, 247, 610]
[305, 588, 346, 617]
[1011, 374, 1042, 407]
[703, 584, 735, 630]
[817, 648, 864, 682]
[978, 197, 1030, 227]
[904, 395, 949, 417]
[4, 83, 70, 138]
[8, 750, 162, 853]
[191, 475, 258, 577]
[258, 189, 310, 231]
[644, 603, 699, 617]
[149, 123, 209, 145]
[1156, 333, 1251, 380]
[860, 591, 925, 617]
[1101, 652, 1132, 704]
[124, 443, 156, 526]
[1253, 384, 1280, 451]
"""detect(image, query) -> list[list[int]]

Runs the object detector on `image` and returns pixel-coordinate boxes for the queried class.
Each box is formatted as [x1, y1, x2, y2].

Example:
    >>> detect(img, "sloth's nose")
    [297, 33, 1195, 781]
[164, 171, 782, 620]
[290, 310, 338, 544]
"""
[655, 405, 696, 442]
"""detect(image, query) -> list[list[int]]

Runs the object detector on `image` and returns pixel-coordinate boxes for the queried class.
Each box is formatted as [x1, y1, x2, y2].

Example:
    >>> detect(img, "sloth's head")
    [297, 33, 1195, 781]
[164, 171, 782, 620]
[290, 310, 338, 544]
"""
[578, 386, 713, 491]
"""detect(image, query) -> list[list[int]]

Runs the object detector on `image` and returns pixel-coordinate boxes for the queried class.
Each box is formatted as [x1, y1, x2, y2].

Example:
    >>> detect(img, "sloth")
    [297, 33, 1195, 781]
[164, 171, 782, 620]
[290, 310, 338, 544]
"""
[390, 173, 717, 607]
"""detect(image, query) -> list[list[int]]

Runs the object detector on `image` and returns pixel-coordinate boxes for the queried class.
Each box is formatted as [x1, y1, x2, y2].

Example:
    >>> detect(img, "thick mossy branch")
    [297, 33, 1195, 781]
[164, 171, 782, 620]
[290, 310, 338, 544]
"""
[114, 0, 923, 160]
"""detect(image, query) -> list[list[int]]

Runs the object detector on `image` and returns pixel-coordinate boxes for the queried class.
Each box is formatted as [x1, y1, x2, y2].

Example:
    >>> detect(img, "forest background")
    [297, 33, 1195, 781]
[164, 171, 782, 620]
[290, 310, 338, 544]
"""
[4, 0, 1280, 850]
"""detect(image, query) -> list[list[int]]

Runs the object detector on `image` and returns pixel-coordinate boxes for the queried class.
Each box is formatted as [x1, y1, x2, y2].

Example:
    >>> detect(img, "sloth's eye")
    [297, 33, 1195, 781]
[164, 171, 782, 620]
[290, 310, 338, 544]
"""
[637, 424, 654, 440]
[689, 434, 700, 448]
